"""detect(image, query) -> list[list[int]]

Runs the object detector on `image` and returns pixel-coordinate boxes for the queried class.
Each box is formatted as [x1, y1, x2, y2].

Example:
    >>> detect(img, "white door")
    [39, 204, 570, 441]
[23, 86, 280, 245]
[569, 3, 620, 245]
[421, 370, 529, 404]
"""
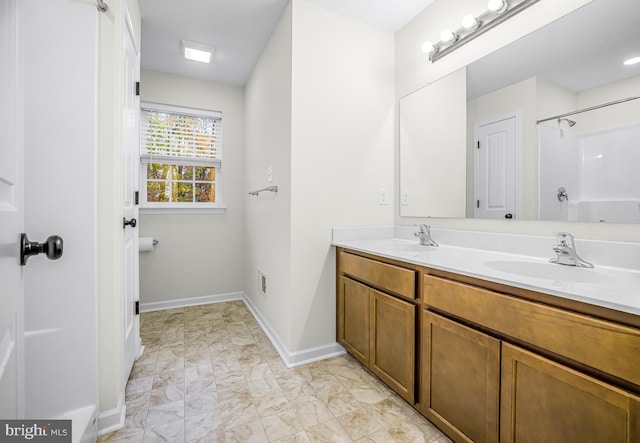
[474, 115, 518, 220]
[0, 0, 98, 435]
[0, 0, 24, 419]
[123, 14, 141, 383]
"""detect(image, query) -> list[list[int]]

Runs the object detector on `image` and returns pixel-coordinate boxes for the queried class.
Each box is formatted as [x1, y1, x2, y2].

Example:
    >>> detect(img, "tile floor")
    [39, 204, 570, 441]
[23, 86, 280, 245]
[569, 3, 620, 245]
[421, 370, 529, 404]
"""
[97, 301, 451, 442]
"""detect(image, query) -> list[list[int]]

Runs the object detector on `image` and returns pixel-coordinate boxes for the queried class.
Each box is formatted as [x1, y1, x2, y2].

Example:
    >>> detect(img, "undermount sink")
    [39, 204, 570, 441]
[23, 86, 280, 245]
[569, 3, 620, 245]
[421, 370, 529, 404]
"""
[484, 260, 614, 284]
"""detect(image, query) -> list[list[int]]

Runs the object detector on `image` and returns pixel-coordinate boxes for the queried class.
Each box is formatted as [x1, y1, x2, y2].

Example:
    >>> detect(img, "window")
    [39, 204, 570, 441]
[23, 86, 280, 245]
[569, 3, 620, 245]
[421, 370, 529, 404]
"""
[140, 103, 222, 209]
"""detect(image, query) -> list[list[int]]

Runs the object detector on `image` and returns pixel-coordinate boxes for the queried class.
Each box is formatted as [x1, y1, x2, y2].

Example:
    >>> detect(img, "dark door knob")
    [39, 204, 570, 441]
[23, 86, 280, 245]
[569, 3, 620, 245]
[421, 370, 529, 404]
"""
[123, 217, 137, 229]
[505, 213, 513, 219]
[20, 233, 63, 266]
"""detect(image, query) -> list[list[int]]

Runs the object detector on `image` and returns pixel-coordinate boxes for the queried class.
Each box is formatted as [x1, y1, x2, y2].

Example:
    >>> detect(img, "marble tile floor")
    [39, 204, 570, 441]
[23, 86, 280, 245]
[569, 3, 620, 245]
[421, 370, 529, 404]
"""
[98, 301, 451, 443]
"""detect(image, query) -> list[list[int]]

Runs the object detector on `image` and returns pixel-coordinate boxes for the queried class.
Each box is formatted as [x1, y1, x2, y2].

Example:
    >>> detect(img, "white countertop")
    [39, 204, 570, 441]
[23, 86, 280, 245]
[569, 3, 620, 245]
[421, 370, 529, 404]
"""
[333, 230, 640, 316]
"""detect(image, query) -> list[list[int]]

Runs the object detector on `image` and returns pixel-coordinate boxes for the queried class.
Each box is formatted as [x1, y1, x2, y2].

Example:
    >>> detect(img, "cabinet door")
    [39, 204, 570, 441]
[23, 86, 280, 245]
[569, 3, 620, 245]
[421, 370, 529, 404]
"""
[370, 289, 416, 403]
[337, 277, 371, 366]
[422, 310, 500, 443]
[501, 343, 640, 443]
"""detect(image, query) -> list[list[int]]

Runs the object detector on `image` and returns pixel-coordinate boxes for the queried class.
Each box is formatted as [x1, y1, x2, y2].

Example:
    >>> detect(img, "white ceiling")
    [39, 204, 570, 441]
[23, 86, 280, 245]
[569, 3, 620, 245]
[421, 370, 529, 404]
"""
[138, 0, 435, 85]
[305, 0, 435, 32]
[138, 0, 640, 93]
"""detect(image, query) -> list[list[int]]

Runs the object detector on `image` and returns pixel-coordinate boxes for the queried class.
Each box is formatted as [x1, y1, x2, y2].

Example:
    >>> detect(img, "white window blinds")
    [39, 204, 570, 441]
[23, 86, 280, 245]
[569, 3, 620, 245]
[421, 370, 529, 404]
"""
[141, 103, 222, 166]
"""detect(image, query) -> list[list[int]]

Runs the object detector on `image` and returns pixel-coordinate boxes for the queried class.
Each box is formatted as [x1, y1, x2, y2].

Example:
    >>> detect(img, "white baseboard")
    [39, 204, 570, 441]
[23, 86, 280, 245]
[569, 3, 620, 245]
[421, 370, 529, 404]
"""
[139, 292, 346, 367]
[241, 294, 346, 368]
[285, 343, 347, 368]
[139, 292, 244, 312]
[97, 396, 125, 437]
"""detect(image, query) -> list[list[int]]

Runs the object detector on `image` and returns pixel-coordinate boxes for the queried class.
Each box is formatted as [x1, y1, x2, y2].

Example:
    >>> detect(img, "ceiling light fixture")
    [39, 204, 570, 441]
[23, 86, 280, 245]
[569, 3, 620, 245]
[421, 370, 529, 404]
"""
[623, 56, 640, 66]
[422, 0, 540, 63]
[181, 40, 214, 64]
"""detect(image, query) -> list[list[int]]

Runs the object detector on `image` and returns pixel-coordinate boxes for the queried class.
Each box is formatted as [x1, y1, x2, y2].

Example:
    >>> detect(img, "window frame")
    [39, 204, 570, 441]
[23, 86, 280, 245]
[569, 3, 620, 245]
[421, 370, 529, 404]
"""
[139, 102, 224, 211]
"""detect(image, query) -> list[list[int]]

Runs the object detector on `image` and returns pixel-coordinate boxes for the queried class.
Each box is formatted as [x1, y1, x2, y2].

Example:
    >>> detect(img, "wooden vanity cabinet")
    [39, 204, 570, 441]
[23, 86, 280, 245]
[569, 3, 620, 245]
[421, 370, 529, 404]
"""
[370, 288, 415, 402]
[422, 310, 500, 443]
[338, 276, 371, 366]
[423, 273, 640, 443]
[336, 247, 640, 443]
[336, 249, 417, 403]
[501, 343, 640, 443]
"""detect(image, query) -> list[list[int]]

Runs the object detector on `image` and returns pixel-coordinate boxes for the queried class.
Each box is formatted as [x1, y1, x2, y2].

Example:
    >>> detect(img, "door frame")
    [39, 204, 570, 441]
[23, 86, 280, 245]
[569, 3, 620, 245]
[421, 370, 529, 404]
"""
[473, 111, 522, 219]
[121, 4, 141, 386]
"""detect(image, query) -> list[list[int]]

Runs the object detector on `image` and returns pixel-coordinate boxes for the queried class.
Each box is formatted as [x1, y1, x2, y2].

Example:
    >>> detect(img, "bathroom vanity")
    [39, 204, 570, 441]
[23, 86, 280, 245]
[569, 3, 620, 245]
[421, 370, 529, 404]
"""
[334, 228, 640, 443]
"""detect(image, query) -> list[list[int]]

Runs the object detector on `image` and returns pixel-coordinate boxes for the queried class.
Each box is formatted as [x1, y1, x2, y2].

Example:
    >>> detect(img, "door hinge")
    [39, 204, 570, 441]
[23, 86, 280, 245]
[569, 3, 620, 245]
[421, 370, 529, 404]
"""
[135, 300, 140, 315]
[477, 141, 480, 149]
[477, 200, 480, 208]
[135, 81, 140, 96]
[134, 191, 139, 205]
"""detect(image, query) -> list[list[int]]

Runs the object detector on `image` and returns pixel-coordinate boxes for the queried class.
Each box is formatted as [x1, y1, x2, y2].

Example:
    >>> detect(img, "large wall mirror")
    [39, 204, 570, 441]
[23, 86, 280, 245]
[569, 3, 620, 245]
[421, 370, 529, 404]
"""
[400, 0, 640, 223]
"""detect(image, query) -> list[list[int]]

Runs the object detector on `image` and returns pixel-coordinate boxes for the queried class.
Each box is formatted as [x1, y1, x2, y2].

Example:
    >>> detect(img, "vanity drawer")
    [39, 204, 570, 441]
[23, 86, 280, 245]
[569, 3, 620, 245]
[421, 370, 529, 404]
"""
[340, 252, 416, 299]
[423, 275, 640, 386]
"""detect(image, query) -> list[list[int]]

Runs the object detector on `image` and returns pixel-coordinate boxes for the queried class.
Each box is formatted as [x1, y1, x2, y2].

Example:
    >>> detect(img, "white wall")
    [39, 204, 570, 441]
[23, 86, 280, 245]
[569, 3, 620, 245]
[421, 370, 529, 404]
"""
[244, 2, 294, 350]
[138, 71, 245, 303]
[395, 0, 640, 242]
[576, 75, 640, 132]
[243, 0, 395, 357]
[289, 0, 395, 352]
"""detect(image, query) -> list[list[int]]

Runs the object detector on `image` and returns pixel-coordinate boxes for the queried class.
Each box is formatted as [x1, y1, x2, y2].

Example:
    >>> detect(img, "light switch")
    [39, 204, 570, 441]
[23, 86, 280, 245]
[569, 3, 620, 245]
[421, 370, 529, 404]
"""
[401, 189, 410, 206]
[267, 166, 273, 183]
[379, 187, 388, 205]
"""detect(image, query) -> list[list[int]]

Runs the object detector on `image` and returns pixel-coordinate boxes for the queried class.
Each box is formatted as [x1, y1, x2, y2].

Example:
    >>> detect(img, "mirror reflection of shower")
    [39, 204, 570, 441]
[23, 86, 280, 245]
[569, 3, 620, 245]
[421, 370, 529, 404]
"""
[538, 94, 640, 223]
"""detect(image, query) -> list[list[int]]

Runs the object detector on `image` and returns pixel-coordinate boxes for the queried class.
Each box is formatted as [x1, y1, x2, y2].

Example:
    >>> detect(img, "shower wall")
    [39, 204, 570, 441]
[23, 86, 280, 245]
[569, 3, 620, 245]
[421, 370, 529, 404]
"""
[539, 123, 640, 222]
[539, 124, 579, 221]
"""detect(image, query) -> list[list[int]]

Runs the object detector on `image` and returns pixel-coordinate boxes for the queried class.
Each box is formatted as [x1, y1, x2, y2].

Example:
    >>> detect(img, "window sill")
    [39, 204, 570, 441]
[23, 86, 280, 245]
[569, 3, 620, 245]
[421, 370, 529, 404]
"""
[140, 206, 227, 215]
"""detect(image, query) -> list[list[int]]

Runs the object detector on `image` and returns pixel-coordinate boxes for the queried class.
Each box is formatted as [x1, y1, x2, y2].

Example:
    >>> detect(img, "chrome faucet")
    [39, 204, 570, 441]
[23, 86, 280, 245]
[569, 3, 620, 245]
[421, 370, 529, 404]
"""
[415, 224, 438, 247]
[549, 232, 593, 268]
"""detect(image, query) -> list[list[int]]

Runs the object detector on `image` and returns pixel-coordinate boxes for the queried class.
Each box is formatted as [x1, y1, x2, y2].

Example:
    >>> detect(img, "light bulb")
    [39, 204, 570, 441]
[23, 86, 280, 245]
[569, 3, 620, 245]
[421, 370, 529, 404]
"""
[461, 14, 479, 29]
[488, 0, 508, 13]
[440, 29, 456, 43]
[421, 41, 437, 54]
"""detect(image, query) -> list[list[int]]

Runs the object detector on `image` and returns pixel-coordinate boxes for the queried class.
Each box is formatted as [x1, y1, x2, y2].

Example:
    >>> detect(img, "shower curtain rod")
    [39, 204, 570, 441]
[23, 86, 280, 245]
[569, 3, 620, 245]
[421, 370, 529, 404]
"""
[536, 95, 640, 125]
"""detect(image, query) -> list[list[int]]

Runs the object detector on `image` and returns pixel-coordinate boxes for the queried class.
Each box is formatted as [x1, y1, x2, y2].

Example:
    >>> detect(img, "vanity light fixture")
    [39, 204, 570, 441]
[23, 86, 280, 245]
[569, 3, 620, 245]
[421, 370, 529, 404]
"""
[487, 0, 509, 13]
[440, 29, 457, 43]
[422, 41, 438, 56]
[461, 14, 480, 30]
[181, 40, 214, 63]
[422, 0, 540, 62]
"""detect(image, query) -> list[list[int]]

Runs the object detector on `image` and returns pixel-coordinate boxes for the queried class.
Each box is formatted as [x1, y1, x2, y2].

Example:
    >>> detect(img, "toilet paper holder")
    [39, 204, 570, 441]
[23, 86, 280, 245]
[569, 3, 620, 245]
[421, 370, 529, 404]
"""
[139, 237, 159, 252]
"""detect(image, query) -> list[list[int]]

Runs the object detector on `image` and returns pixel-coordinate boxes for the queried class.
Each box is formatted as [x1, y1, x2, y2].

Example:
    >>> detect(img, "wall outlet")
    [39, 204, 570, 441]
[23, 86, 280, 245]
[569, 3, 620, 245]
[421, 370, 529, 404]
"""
[267, 166, 273, 183]
[379, 187, 388, 205]
[258, 270, 267, 296]
[401, 189, 410, 206]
